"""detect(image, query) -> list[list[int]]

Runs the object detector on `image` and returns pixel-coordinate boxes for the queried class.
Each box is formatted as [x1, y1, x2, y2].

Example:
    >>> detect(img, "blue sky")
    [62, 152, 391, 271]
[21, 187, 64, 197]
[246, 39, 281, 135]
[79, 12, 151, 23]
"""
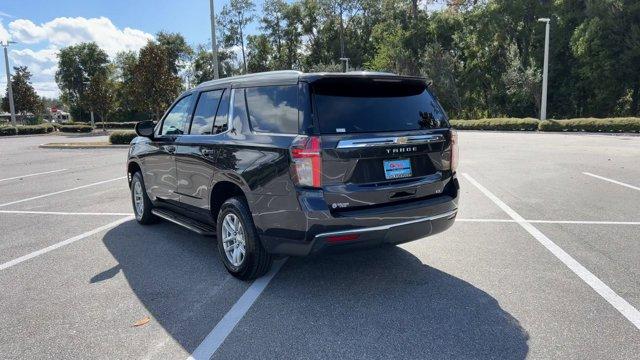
[0, 0, 263, 98]
[1, 0, 442, 99]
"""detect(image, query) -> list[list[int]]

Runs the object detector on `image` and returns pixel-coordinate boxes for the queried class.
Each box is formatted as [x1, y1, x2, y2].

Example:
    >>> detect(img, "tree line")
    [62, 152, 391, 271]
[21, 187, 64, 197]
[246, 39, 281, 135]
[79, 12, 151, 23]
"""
[3, 0, 640, 122]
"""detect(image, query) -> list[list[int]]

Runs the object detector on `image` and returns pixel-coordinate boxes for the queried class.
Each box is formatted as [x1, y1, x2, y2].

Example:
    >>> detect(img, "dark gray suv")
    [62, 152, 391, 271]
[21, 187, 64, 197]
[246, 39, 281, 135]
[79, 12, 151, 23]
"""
[127, 71, 459, 280]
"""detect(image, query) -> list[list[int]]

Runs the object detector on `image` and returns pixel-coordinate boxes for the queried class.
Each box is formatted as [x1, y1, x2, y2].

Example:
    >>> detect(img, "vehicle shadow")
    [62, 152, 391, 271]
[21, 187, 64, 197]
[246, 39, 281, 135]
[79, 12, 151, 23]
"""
[216, 246, 530, 360]
[100, 220, 247, 353]
[101, 221, 529, 359]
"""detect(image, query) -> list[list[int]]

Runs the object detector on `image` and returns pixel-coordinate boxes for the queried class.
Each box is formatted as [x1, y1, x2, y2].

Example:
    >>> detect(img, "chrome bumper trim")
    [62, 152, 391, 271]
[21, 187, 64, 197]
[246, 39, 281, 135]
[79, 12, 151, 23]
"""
[314, 209, 457, 239]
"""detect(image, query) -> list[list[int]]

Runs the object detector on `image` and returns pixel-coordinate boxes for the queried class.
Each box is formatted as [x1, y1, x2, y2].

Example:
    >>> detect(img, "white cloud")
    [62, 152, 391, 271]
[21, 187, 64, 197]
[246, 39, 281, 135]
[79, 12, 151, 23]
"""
[8, 16, 153, 57]
[9, 47, 59, 83]
[2, 16, 154, 98]
[11, 47, 58, 64]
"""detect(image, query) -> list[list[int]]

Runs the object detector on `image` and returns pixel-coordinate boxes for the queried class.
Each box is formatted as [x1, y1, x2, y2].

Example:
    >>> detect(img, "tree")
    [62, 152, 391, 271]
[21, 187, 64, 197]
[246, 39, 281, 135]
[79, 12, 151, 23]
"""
[112, 51, 142, 119]
[132, 41, 182, 119]
[501, 43, 541, 117]
[156, 31, 193, 75]
[261, 0, 287, 68]
[2, 66, 44, 116]
[421, 43, 462, 114]
[259, 0, 303, 70]
[219, 0, 256, 73]
[85, 65, 117, 130]
[55, 43, 109, 122]
[247, 35, 272, 72]
[191, 45, 240, 84]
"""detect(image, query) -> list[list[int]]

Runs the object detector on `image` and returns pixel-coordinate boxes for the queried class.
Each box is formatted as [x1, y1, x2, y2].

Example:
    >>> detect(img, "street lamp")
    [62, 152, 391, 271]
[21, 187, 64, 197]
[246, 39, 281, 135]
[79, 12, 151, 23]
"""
[210, 0, 219, 79]
[2, 40, 17, 127]
[538, 18, 550, 121]
[82, 80, 95, 129]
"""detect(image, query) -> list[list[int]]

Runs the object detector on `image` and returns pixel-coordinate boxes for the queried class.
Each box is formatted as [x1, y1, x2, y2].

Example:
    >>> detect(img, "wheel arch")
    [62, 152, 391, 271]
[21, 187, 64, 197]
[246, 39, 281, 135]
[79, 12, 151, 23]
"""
[127, 160, 142, 188]
[209, 177, 250, 224]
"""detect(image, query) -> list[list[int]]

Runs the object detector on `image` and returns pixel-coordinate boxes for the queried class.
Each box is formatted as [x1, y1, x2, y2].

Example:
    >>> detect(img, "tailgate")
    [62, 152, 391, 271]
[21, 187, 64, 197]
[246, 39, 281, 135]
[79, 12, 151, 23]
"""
[320, 130, 453, 211]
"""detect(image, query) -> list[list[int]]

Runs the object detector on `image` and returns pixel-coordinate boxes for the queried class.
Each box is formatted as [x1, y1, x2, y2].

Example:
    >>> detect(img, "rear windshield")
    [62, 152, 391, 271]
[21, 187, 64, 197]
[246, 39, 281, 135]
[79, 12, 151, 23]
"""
[312, 78, 448, 134]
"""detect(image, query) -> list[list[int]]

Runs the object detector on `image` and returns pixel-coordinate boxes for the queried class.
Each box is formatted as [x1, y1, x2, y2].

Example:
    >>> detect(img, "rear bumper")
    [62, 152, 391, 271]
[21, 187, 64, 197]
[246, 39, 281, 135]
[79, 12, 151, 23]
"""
[309, 209, 457, 253]
[258, 176, 459, 256]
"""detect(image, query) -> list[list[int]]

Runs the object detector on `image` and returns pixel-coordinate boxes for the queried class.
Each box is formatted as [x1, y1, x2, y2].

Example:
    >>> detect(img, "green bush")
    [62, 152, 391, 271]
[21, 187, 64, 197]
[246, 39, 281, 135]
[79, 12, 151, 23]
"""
[538, 118, 640, 133]
[109, 131, 137, 144]
[0, 124, 54, 136]
[449, 118, 539, 131]
[18, 124, 54, 135]
[24, 116, 44, 125]
[95, 121, 140, 129]
[450, 117, 640, 133]
[57, 124, 93, 133]
[16, 124, 55, 135]
[0, 126, 18, 136]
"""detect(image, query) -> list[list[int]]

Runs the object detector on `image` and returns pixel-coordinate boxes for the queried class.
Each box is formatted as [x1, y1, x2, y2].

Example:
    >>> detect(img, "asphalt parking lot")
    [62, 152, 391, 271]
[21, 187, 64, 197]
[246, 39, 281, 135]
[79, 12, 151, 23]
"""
[1, 131, 639, 359]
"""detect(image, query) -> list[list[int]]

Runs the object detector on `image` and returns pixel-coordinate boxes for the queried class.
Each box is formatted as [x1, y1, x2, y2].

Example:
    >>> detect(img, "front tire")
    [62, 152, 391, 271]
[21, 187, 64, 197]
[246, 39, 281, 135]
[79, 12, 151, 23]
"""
[217, 196, 272, 280]
[130, 171, 157, 224]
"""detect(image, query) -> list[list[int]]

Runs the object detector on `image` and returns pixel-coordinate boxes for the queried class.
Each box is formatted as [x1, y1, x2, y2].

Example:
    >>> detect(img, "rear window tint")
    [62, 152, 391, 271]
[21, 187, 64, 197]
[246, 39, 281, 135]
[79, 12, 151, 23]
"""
[245, 86, 298, 134]
[231, 89, 249, 133]
[213, 89, 230, 134]
[312, 79, 448, 134]
[190, 90, 223, 135]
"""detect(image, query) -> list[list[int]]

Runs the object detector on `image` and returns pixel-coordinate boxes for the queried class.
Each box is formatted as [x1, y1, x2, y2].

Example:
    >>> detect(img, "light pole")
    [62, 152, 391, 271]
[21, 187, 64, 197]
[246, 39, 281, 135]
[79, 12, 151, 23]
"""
[339, 57, 350, 73]
[82, 80, 95, 129]
[2, 40, 17, 127]
[538, 18, 550, 121]
[210, 0, 219, 79]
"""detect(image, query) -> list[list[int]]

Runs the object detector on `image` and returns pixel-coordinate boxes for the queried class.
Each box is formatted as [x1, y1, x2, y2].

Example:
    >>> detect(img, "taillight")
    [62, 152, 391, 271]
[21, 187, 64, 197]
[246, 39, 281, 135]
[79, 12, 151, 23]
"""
[326, 234, 360, 243]
[450, 129, 459, 172]
[290, 135, 322, 188]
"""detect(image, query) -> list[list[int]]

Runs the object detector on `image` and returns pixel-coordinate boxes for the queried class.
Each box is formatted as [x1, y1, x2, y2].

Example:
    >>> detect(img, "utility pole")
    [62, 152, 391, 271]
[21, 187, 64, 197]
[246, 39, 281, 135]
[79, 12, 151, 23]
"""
[339, 58, 350, 73]
[2, 41, 17, 127]
[538, 18, 550, 121]
[210, 0, 220, 79]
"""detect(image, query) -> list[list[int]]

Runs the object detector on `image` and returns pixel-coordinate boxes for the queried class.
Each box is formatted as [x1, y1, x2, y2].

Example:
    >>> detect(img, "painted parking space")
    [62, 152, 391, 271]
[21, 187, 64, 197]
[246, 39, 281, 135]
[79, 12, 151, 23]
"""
[1, 132, 640, 359]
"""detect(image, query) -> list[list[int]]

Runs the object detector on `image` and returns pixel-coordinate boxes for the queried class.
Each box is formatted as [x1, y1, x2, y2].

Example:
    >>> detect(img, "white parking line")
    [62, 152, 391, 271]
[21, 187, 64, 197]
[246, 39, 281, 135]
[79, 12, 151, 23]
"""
[0, 216, 133, 271]
[0, 210, 133, 216]
[0, 176, 126, 208]
[0, 169, 67, 183]
[456, 218, 640, 225]
[583, 172, 640, 192]
[188, 259, 287, 360]
[462, 172, 640, 330]
[528, 220, 640, 225]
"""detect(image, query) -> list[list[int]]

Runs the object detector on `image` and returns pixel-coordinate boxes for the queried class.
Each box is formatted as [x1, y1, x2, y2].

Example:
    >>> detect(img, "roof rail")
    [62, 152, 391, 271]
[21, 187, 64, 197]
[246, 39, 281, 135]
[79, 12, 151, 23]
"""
[197, 70, 302, 88]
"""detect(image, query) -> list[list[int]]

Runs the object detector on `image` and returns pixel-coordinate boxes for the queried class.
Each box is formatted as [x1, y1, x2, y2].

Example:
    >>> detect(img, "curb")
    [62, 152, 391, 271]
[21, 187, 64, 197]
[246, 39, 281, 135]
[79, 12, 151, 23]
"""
[39, 143, 129, 149]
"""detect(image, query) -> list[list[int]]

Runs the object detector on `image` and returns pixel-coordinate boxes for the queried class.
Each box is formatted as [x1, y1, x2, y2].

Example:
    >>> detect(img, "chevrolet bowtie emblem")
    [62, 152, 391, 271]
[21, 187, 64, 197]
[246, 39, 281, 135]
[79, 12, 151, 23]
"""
[396, 137, 408, 144]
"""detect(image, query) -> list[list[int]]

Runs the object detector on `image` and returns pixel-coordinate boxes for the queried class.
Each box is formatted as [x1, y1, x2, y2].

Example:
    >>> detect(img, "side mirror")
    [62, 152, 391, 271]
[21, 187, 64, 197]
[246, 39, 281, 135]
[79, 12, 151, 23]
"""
[135, 120, 155, 138]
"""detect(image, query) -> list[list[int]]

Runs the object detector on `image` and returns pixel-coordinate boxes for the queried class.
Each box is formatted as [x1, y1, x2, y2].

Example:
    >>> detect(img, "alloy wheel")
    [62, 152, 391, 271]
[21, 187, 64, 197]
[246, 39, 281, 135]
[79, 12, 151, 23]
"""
[222, 213, 246, 267]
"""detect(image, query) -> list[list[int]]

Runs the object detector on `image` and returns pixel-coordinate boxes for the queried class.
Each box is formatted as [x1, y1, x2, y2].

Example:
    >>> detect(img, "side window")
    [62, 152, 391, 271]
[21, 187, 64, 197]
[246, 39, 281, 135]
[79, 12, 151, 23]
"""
[190, 90, 223, 135]
[213, 89, 230, 134]
[245, 85, 298, 134]
[160, 95, 192, 136]
[231, 89, 249, 133]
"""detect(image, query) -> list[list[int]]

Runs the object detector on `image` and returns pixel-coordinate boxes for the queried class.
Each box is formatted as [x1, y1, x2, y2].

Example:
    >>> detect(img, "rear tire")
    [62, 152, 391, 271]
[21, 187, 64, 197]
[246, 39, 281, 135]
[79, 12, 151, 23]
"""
[130, 171, 157, 225]
[217, 196, 272, 280]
